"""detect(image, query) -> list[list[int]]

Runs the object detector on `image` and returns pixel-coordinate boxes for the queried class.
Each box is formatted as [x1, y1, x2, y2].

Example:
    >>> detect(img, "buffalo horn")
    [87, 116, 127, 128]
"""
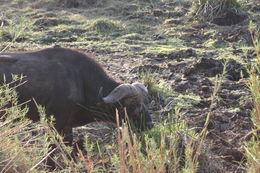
[103, 82, 147, 103]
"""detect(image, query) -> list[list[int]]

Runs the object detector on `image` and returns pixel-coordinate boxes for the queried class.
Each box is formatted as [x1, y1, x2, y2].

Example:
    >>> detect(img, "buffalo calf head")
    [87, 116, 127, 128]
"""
[103, 82, 153, 130]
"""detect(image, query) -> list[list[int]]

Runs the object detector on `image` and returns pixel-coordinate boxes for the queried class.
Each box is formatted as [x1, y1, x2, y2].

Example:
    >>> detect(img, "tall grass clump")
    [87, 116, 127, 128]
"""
[248, 21, 260, 127]
[140, 72, 174, 106]
[103, 72, 202, 172]
[243, 22, 260, 173]
[0, 76, 50, 172]
[0, 16, 32, 42]
[191, 0, 242, 21]
[111, 110, 199, 173]
[90, 18, 125, 35]
[0, 15, 32, 52]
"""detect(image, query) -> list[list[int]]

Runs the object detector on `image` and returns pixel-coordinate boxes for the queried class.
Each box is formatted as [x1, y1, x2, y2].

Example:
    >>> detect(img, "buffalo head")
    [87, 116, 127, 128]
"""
[103, 82, 153, 130]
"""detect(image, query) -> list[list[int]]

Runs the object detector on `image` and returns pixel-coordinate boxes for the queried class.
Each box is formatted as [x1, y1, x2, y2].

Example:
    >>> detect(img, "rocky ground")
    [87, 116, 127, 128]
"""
[1, 0, 259, 172]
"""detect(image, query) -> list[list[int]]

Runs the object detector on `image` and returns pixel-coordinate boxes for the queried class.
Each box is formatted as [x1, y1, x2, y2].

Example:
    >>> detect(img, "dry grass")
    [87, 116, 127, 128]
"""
[243, 21, 260, 173]
[0, 79, 85, 172]
[248, 21, 260, 128]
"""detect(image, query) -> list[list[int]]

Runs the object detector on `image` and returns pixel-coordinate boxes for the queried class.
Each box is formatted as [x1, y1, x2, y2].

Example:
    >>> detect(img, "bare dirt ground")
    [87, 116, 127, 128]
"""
[1, 0, 260, 172]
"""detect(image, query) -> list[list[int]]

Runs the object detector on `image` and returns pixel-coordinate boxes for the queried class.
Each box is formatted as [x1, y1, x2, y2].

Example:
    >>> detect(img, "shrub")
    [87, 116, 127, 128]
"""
[191, 0, 243, 22]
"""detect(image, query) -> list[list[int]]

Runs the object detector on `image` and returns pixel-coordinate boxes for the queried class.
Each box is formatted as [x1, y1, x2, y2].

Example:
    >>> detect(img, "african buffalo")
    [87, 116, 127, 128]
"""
[0, 47, 153, 144]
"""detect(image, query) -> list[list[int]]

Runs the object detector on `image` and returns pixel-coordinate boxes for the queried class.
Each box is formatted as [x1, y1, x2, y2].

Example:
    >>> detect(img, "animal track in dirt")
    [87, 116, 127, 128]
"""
[212, 11, 248, 26]
[184, 58, 249, 81]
